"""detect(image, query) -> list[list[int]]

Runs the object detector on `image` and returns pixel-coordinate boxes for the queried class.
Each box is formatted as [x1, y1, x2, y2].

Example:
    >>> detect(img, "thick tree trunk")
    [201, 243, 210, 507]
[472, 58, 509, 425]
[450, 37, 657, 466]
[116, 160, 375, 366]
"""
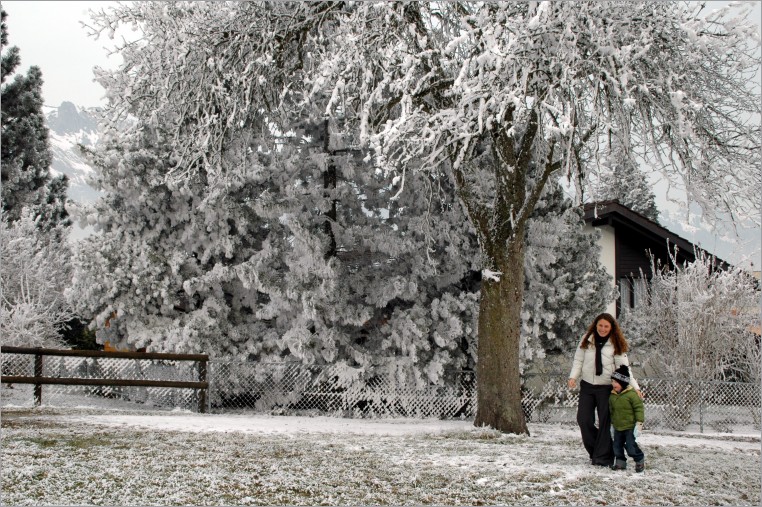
[474, 236, 529, 435]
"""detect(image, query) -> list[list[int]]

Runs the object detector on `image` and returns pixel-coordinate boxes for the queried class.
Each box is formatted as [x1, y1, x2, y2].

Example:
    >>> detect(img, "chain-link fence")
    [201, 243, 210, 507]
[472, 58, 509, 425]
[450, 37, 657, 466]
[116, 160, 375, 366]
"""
[1, 352, 201, 411]
[206, 362, 760, 433]
[519, 375, 761, 433]
[3, 355, 759, 434]
[207, 361, 476, 419]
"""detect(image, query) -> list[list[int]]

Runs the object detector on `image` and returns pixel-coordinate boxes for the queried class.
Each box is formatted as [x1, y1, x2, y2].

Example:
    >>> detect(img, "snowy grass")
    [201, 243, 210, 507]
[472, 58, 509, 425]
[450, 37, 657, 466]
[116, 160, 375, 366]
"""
[1, 404, 760, 506]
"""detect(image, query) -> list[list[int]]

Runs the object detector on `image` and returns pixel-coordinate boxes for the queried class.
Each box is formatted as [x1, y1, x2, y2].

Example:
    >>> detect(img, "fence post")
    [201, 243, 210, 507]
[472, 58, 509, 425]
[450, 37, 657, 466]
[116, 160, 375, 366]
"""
[198, 358, 207, 414]
[33, 351, 43, 406]
[699, 380, 704, 433]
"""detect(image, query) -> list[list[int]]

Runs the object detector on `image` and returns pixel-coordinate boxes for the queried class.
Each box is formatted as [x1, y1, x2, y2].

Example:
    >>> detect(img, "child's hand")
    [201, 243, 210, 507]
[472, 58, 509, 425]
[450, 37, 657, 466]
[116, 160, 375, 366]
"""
[635, 421, 643, 437]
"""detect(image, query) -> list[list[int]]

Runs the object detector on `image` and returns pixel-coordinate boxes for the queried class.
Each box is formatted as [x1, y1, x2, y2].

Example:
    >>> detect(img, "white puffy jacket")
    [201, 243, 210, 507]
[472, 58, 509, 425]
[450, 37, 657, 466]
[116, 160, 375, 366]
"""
[569, 336, 639, 390]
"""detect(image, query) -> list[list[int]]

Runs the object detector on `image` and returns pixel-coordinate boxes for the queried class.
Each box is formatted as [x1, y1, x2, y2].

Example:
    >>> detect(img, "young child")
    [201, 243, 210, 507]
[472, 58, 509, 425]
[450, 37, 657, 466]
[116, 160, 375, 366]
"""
[609, 365, 646, 472]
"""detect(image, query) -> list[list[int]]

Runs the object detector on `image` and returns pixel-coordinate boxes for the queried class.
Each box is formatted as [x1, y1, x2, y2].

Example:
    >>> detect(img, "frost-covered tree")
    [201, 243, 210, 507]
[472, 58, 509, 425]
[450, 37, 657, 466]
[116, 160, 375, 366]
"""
[522, 171, 613, 364]
[1, 9, 69, 231]
[620, 250, 760, 383]
[86, 2, 760, 433]
[68, 122, 277, 357]
[1, 10, 74, 347]
[589, 138, 660, 223]
[0, 210, 73, 347]
[69, 108, 482, 384]
[71, 3, 482, 384]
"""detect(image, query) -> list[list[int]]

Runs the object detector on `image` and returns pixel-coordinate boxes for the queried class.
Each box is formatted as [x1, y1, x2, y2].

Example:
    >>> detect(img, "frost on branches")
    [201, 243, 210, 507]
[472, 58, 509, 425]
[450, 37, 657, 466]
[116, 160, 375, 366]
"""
[1, 211, 73, 347]
[522, 173, 613, 365]
[1, 10, 73, 347]
[79, 1, 760, 433]
[69, 117, 483, 385]
[620, 250, 761, 384]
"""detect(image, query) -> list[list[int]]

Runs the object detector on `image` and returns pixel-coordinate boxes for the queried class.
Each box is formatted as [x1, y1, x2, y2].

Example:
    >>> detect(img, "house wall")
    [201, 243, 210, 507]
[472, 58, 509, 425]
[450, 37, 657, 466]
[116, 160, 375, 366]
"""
[615, 232, 659, 280]
[586, 223, 617, 316]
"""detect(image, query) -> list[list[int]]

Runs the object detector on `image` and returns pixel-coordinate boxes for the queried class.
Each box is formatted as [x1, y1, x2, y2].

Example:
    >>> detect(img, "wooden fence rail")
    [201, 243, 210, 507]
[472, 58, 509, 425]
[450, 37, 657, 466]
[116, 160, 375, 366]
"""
[0, 346, 209, 413]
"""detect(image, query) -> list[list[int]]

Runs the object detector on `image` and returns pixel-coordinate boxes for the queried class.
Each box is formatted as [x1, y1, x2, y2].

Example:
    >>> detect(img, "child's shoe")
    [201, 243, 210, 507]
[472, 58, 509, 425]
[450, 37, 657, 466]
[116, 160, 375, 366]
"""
[635, 461, 645, 473]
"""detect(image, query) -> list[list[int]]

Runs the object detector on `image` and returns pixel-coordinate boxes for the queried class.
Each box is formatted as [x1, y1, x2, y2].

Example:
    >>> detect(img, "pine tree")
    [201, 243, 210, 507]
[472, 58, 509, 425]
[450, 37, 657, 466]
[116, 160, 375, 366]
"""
[1, 10, 75, 348]
[70, 111, 482, 384]
[522, 171, 613, 364]
[591, 138, 660, 223]
[1, 9, 69, 231]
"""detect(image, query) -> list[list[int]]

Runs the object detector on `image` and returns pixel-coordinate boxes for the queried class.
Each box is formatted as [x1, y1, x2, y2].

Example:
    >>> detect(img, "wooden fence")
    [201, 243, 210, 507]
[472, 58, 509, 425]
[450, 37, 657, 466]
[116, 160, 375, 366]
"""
[0, 346, 209, 413]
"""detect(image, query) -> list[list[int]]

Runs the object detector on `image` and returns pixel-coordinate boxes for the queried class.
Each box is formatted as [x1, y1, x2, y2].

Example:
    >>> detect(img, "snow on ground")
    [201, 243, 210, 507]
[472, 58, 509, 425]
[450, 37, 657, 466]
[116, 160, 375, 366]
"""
[2, 386, 761, 506]
[55, 411, 762, 450]
[70, 411, 478, 436]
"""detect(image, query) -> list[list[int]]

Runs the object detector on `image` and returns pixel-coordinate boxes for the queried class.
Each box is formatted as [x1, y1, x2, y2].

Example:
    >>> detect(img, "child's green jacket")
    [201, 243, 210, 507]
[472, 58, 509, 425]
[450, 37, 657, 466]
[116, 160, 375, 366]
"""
[609, 386, 645, 431]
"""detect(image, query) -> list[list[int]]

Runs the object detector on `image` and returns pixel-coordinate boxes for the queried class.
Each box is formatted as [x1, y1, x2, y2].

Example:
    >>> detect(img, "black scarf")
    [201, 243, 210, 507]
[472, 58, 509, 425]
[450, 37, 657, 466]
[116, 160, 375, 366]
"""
[594, 334, 609, 375]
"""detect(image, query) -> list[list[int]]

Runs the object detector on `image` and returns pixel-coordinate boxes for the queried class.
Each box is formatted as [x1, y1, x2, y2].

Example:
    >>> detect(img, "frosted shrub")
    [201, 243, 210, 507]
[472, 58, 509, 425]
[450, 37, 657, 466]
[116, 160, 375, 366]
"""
[0, 211, 73, 347]
[621, 249, 761, 384]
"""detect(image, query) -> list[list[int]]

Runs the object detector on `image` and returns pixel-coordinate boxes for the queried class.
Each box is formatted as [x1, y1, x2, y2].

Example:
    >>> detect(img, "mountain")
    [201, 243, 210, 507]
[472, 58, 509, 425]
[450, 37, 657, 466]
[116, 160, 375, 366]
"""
[44, 101, 102, 204]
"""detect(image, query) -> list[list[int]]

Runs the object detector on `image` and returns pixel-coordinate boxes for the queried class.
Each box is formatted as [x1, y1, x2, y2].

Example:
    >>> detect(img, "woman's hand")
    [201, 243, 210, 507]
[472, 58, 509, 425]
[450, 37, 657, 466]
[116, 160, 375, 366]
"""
[567, 378, 577, 389]
[636, 389, 644, 399]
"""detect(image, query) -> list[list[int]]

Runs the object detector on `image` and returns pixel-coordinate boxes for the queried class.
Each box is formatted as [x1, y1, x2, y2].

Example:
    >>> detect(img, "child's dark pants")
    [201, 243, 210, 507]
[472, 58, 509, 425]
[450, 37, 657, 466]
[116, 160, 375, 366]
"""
[613, 428, 645, 466]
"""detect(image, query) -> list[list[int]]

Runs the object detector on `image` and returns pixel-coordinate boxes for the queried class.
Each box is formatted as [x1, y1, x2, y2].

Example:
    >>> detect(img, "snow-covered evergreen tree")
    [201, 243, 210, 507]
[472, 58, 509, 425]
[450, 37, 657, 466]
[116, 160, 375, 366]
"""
[69, 4, 481, 382]
[589, 138, 660, 223]
[69, 110, 482, 385]
[84, 1, 760, 434]
[69, 120, 280, 357]
[522, 171, 613, 365]
[1, 9, 69, 231]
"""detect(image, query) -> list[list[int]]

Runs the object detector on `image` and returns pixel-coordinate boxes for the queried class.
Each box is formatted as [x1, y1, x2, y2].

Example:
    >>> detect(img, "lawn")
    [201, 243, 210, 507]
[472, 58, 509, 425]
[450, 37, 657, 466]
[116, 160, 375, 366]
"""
[1, 405, 759, 506]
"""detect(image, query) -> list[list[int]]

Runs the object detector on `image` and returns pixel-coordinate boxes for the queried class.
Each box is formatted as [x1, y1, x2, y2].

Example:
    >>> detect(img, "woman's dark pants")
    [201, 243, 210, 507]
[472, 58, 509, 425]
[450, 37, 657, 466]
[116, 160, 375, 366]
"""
[576, 380, 614, 466]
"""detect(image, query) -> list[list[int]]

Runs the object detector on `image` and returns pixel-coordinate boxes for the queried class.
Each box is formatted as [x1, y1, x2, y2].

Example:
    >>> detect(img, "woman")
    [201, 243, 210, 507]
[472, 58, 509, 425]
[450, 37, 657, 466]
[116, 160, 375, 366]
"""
[568, 313, 640, 467]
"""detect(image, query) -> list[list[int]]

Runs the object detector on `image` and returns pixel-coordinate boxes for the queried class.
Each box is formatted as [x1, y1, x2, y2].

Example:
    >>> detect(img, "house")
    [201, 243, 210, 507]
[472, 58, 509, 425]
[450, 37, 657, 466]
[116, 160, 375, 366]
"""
[583, 200, 731, 317]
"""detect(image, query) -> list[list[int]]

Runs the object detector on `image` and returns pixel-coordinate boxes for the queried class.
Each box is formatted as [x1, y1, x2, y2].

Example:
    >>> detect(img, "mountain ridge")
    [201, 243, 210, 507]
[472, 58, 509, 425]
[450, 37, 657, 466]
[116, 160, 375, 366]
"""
[45, 101, 102, 204]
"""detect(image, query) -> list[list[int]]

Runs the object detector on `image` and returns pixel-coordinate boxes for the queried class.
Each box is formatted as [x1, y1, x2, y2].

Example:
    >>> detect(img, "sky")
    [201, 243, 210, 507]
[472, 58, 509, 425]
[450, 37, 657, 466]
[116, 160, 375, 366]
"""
[2, 0, 761, 268]
[2, 1, 127, 108]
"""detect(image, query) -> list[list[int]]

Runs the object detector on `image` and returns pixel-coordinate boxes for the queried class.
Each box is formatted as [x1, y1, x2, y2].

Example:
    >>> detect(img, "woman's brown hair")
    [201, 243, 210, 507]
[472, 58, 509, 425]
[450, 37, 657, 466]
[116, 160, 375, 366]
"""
[578, 312, 629, 355]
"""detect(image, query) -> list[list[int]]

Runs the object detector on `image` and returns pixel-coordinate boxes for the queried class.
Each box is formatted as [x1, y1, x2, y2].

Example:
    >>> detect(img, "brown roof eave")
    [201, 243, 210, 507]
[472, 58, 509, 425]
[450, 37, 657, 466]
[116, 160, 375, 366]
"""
[583, 200, 732, 269]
